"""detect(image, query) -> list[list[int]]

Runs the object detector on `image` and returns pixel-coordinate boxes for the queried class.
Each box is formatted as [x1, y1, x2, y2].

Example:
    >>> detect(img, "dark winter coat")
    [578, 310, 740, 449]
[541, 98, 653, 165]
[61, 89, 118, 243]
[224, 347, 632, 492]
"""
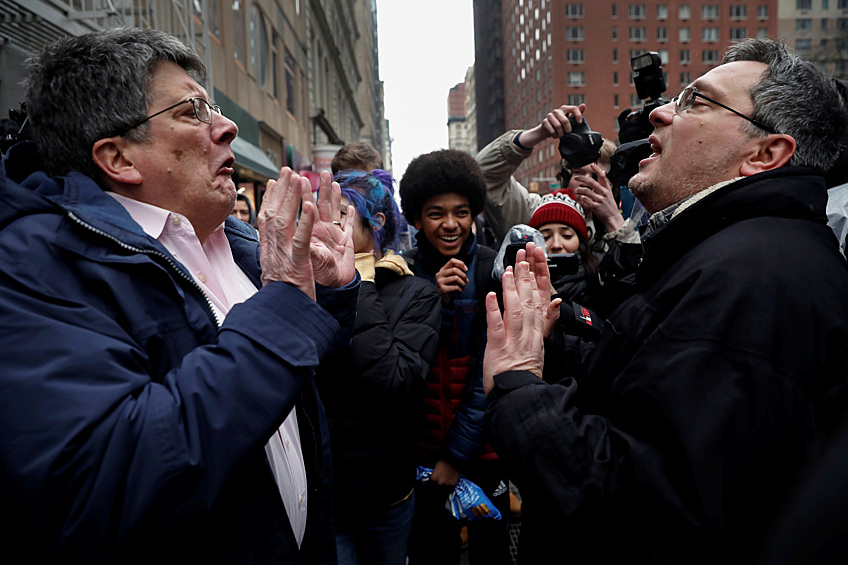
[0, 142, 358, 564]
[316, 263, 441, 517]
[403, 233, 500, 469]
[486, 168, 848, 564]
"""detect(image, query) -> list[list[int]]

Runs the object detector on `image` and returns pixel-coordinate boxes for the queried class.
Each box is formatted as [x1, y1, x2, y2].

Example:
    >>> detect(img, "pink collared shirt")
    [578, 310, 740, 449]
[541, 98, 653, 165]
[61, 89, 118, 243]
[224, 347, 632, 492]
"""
[109, 193, 308, 546]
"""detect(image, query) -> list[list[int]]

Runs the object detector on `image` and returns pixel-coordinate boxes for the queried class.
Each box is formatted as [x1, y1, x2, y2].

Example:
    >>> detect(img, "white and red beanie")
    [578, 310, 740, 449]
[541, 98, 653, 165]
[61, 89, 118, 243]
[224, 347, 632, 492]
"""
[528, 188, 588, 241]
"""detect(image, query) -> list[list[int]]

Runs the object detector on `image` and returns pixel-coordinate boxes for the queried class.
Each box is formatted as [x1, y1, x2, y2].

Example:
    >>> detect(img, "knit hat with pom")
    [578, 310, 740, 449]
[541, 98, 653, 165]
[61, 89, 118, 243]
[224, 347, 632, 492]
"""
[528, 188, 588, 241]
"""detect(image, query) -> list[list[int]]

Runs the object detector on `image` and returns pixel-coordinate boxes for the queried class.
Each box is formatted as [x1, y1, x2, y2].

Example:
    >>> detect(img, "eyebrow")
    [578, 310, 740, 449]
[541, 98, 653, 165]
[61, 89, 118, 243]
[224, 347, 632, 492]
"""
[424, 204, 471, 212]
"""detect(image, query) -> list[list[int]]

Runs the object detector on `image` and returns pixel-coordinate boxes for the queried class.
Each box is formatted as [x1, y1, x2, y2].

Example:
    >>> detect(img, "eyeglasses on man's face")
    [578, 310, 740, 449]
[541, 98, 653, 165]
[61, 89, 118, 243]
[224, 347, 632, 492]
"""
[120, 97, 223, 135]
[671, 86, 777, 135]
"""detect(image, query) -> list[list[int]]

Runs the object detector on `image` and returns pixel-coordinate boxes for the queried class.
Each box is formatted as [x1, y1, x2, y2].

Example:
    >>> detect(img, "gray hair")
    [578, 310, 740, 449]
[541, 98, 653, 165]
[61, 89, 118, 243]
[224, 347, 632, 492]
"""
[721, 38, 847, 171]
[25, 27, 206, 179]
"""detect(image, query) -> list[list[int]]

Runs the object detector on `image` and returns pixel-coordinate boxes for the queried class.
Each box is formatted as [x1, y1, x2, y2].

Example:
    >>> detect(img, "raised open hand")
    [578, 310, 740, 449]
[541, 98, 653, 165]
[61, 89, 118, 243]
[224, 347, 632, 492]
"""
[311, 170, 356, 287]
[483, 260, 547, 395]
[258, 168, 317, 299]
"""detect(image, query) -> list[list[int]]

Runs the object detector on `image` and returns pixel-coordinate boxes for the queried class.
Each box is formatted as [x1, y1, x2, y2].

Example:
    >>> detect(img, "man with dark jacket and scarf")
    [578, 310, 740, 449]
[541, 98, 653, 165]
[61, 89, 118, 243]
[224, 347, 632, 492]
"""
[0, 28, 359, 563]
[483, 38, 848, 564]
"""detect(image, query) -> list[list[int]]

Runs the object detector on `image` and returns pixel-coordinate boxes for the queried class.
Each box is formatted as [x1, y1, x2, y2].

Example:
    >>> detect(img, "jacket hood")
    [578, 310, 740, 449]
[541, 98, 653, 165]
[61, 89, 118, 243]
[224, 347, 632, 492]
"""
[0, 141, 154, 246]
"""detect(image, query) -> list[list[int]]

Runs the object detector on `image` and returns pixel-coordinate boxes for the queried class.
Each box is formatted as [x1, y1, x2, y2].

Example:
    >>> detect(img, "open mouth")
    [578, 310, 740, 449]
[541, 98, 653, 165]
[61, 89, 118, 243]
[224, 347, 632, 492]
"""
[648, 135, 662, 157]
[440, 235, 461, 243]
[219, 156, 235, 175]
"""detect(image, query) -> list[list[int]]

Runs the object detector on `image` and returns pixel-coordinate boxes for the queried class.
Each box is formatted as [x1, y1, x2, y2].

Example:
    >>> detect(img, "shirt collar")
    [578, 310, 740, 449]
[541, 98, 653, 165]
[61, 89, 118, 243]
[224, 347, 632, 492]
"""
[107, 192, 225, 240]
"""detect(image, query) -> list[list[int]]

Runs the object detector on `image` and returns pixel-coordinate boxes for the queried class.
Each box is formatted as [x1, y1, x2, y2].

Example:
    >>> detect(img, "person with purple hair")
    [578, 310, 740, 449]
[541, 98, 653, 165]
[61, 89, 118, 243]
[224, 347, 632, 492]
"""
[315, 170, 441, 565]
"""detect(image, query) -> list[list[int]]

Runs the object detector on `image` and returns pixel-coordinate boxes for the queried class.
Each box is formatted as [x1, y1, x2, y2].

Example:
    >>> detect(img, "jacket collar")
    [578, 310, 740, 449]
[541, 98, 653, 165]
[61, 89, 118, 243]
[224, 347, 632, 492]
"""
[1, 141, 262, 284]
[637, 167, 829, 284]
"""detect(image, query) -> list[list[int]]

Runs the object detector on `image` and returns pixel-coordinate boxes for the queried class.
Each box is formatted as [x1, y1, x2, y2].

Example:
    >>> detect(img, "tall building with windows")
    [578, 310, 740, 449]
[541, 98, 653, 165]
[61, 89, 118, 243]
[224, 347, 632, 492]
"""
[0, 0, 389, 205]
[474, 0, 507, 151]
[778, 0, 848, 79]
[448, 81, 473, 153]
[499, 0, 778, 192]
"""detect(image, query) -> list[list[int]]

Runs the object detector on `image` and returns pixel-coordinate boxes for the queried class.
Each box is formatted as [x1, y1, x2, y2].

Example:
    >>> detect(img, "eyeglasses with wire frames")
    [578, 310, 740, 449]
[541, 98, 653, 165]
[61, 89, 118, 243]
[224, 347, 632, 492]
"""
[671, 86, 777, 135]
[119, 97, 223, 136]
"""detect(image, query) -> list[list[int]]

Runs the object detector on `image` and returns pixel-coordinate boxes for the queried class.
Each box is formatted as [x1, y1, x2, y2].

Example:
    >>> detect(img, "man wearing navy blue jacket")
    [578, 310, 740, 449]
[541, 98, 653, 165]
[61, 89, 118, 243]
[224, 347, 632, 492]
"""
[0, 28, 358, 563]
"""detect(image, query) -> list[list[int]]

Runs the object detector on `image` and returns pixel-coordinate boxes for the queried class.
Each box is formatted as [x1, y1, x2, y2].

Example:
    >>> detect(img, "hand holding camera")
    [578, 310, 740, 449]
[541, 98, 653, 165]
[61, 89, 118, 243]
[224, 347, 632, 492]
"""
[516, 104, 587, 149]
[572, 165, 625, 233]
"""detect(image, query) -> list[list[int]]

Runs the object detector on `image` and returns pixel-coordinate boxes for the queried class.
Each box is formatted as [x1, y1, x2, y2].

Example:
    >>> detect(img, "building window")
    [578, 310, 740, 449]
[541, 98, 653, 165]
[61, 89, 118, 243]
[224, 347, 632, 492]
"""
[568, 94, 586, 105]
[839, 17, 848, 30]
[758, 6, 768, 20]
[680, 49, 691, 64]
[679, 27, 691, 41]
[757, 27, 769, 38]
[284, 51, 296, 115]
[567, 49, 585, 63]
[823, 0, 829, 9]
[613, 48, 618, 63]
[628, 4, 647, 19]
[612, 26, 618, 40]
[702, 5, 719, 19]
[568, 71, 586, 86]
[248, 5, 268, 88]
[566, 26, 585, 41]
[630, 94, 642, 107]
[823, 18, 829, 30]
[657, 4, 668, 19]
[679, 5, 691, 20]
[196, 0, 221, 38]
[797, 18, 813, 31]
[838, 38, 848, 52]
[657, 27, 668, 41]
[839, 0, 848, 7]
[565, 3, 584, 17]
[796, 38, 812, 51]
[613, 71, 619, 85]
[612, 3, 617, 17]
[730, 27, 748, 40]
[629, 27, 647, 41]
[614, 93, 620, 107]
[680, 71, 691, 85]
[702, 27, 720, 42]
[703, 49, 720, 64]
[730, 5, 747, 19]
[233, 0, 246, 64]
[657, 49, 669, 64]
[271, 30, 279, 99]
[798, 0, 813, 8]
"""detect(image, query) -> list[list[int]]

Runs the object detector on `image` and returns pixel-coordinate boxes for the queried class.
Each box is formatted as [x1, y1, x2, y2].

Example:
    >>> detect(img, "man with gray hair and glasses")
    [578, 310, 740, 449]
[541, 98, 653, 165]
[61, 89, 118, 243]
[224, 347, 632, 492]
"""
[0, 27, 359, 563]
[482, 38, 848, 563]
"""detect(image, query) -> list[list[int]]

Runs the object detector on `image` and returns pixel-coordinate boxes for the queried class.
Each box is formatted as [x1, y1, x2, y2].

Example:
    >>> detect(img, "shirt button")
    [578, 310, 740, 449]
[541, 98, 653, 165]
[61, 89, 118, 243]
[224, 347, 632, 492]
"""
[171, 216, 181, 225]
[198, 273, 207, 283]
[299, 495, 303, 504]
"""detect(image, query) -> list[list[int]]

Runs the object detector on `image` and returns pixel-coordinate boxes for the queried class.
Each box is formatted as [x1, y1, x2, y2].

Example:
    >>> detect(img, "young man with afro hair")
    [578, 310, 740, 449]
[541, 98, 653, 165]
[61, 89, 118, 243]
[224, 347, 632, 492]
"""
[400, 149, 510, 564]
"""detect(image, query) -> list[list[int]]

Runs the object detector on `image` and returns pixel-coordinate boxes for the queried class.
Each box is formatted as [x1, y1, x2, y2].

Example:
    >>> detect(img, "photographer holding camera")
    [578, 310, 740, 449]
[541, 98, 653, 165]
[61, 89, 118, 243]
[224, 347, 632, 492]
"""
[476, 104, 626, 249]
[476, 105, 642, 316]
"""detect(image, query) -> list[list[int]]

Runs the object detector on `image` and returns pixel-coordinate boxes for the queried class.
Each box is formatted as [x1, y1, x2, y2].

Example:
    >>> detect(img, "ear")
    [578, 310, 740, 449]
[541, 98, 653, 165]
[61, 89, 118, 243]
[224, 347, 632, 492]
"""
[413, 216, 422, 230]
[373, 212, 386, 232]
[92, 137, 143, 186]
[739, 134, 796, 176]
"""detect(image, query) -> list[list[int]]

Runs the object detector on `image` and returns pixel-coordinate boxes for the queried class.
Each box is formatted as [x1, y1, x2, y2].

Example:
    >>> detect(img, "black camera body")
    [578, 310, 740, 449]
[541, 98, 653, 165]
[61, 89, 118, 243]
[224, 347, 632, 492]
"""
[504, 243, 580, 280]
[624, 52, 668, 141]
[559, 115, 604, 170]
[610, 52, 669, 185]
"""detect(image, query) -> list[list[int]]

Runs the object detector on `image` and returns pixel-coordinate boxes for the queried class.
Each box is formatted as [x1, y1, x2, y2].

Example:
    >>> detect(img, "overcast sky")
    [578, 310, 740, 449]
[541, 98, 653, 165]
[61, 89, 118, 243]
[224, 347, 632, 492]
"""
[375, 0, 476, 181]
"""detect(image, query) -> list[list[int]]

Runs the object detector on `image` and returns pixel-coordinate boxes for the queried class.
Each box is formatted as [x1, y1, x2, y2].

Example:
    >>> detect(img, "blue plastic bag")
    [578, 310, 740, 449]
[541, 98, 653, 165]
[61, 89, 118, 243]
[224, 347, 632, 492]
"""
[417, 466, 502, 522]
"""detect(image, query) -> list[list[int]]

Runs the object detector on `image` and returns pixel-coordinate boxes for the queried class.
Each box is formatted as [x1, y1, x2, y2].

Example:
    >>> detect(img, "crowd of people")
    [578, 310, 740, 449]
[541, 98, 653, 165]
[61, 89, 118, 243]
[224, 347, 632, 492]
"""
[3, 26, 848, 565]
